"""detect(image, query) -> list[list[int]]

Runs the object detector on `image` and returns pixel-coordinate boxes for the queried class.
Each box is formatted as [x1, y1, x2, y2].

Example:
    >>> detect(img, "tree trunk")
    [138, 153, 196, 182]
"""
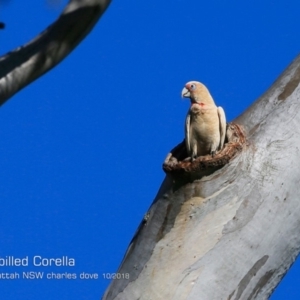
[103, 55, 300, 300]
[0, 0, 111, 106]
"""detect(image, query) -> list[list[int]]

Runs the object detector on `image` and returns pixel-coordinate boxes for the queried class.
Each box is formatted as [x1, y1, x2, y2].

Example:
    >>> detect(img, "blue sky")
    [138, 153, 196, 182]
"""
[0, 0, 300, 299]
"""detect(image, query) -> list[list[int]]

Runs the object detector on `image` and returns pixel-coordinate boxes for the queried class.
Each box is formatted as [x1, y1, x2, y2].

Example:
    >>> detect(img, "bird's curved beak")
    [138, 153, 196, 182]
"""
[181, 87, 190, 98]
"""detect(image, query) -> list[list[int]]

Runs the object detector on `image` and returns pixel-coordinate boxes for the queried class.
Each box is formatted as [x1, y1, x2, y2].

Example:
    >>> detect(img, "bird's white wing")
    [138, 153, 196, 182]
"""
[185, 111, 191, 154]
[217, 106, 226, 150]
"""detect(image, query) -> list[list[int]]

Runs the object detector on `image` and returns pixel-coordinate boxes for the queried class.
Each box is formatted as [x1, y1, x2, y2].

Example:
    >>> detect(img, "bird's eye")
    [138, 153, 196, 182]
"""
[190, 84, 196, 91]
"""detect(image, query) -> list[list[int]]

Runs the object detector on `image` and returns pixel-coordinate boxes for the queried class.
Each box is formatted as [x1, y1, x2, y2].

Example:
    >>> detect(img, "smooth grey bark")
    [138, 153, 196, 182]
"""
[103, 55, 300, 300]
[0, 0, 111, 106]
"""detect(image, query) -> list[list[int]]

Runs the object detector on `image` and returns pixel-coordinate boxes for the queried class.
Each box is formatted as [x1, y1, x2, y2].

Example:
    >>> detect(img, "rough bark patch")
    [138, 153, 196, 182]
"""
[223, 186, 262, 235]
[228, 255, 269, 300]
[163, 123, 247, 181]
[278, 64, 300, 101]
[247, 269, 275, 300]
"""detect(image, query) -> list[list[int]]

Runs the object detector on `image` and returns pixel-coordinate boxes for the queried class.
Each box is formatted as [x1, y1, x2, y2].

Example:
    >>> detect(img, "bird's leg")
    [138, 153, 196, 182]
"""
[191, 144, 198, 161]
[191, 155, 197, 162]
[211, 150, 216, 157]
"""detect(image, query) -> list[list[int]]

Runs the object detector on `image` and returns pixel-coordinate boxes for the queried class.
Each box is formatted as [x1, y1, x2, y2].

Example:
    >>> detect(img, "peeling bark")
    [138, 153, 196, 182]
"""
[104, 55, 300, 299]
[0, 0, 111, 106]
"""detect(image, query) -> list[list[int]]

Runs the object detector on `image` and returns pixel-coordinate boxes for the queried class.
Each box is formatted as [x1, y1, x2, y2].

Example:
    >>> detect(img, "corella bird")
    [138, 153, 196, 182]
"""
[182, 81, 226, 160]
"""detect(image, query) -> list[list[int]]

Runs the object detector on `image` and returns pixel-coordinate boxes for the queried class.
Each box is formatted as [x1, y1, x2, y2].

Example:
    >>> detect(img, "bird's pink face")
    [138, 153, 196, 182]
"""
[181, 81, 198, 101]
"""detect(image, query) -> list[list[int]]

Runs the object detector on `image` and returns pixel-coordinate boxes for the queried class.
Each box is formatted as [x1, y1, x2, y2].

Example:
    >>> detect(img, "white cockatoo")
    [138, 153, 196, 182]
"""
[182, 81, 226, 160]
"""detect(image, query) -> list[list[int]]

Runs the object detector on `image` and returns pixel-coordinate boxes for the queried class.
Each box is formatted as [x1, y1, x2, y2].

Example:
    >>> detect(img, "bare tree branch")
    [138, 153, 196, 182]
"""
[0, 0, 111, 106]
[104, 55, 300, 299]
